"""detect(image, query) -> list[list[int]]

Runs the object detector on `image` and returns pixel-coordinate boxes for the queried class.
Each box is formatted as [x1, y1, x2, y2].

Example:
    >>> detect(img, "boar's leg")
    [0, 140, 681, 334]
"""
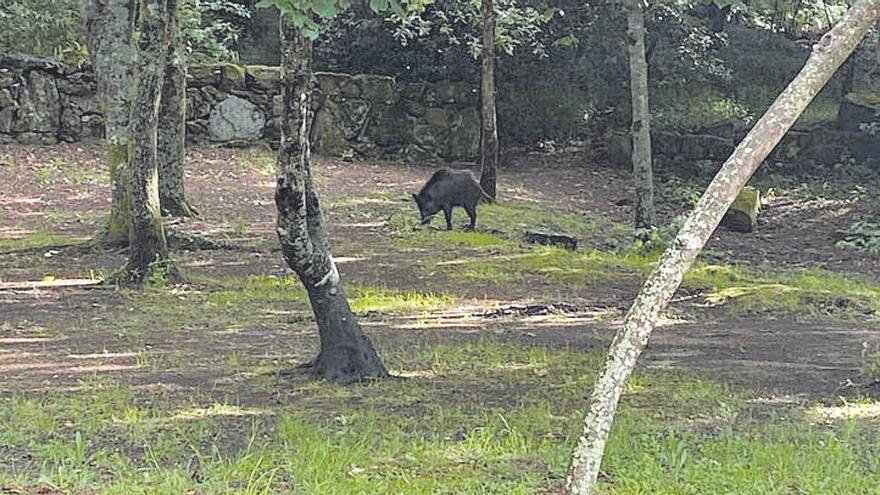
[464, 203, 477, 231]
[443, 207, 454, 230]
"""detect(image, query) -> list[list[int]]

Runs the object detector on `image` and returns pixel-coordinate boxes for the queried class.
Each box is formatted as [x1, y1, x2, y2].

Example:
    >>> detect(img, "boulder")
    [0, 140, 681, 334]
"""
[721, 186, 760, 233]
[15, 70, 61, 133]
[0, 69, 14, 88]
[207, 95, 266, 142]
[56, 72, 96, 96]
[446, 108, 480, 160]
[678, 133, 735, 161]
[356, 74, 398, 105]
[0, 107, 14, 134]
[245, 65, 280, 92]
[425, 82, 476, 107]
[0, 88, 14, 110]
[318, 72, 362, 98]
[837, 92, 880, 133]
[313, 101, 349, 156]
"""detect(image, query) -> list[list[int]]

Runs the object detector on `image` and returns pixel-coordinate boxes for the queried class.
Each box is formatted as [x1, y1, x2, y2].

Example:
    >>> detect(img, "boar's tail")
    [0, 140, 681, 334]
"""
[478, 185, 494, 203]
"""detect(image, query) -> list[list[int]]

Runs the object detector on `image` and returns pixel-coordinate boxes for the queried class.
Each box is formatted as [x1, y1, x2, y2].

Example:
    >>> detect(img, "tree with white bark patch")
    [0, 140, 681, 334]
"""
[258, 0, 420, 382]
[564, 0, 880, 493]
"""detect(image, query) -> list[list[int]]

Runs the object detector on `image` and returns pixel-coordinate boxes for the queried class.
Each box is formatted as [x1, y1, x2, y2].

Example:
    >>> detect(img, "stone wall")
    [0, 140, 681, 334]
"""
[0, 55, 480, 161]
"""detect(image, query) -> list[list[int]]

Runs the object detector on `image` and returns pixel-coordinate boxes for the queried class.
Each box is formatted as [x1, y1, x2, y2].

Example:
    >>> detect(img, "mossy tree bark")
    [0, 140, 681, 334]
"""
[626, 0, 655, 230]
[84, 0, 136, 245]
[119, 0, 177, 285]
[157, 0, 197, 218]
[564, 1, 880, 493]
[478, 0, 499, 202]
[275, 22, 387, 384]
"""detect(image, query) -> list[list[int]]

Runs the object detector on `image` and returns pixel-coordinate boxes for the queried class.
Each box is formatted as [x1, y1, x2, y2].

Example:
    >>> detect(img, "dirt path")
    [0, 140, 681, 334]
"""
[1, 142, 878, 403]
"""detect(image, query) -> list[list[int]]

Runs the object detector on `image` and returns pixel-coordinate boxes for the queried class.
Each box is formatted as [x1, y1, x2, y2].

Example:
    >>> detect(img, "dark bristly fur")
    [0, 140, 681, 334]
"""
[412, 169, 487, 231]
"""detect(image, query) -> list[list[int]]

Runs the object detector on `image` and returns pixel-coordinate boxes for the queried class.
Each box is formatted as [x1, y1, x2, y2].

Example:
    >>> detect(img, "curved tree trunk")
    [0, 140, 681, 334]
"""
[120, 0, 176, 285]
[275, 21, 387, 384]
[564, 2, 880, 493]
[157, 0, 197, 218]
[627, 1, 655, 230]
[84, 0, 135, 245]
[478, 0, 499, 202]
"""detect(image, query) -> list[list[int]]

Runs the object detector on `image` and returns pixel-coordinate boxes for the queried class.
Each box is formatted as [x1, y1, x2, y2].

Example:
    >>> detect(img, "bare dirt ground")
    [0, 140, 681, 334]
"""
[1, 142, 878, 406]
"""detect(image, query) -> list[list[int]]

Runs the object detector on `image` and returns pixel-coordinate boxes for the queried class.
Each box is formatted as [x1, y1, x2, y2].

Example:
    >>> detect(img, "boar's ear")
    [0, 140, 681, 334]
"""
[411, 193, 419, 202]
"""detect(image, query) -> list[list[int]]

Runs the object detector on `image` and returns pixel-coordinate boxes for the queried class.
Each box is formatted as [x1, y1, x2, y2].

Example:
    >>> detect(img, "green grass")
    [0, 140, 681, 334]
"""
[686, 264, 880, 315]
[135, 276, 453, 322]
[0, 231, 88, 254]
[234, 144, 277, 176]
[1, 341, 878, 494]
[349, 286, 453, 314]
[434, 242, 880, 316]
[387, 199, 629, 250]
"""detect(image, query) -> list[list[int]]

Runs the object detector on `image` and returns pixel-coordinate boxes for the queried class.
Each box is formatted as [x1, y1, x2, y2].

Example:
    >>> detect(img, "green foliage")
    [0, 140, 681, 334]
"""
[837, 221, 880, 255]
[389, 0, 553, 59]
[258, 0, 405, 39]
[181, 0, 251, 63]
[0, 0, 86, 64]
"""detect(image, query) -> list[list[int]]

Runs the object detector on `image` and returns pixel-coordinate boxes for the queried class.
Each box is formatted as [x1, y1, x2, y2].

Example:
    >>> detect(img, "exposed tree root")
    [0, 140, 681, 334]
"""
[160, 196, 200, 218]
[103, 257, 183, 287]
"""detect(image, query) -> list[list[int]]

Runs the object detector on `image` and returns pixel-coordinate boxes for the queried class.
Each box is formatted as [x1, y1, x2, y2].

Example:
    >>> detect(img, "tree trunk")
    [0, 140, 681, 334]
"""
[157, 0, 197, 218]
[120, 0, 176, 285]
[563, 2, 880, 493]
[275, 21, 388, 384]
[626, 1, 655, 230]
[478, 0, 499, 202]
[83, 0, 136, 245]
[789, 0, 804, 37]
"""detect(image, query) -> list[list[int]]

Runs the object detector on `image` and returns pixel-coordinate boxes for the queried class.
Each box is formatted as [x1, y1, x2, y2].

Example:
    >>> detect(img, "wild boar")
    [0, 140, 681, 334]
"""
[412, 169, 487, 231]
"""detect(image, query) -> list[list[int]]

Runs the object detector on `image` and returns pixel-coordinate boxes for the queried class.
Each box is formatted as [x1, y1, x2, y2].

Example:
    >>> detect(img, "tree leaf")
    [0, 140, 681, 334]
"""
[311, 0, 338, 19]
[370, 0, 389, 13]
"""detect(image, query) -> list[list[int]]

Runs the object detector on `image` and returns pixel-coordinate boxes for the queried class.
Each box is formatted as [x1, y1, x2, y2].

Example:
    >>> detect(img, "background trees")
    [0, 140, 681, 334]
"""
[565, 1, 880, 492]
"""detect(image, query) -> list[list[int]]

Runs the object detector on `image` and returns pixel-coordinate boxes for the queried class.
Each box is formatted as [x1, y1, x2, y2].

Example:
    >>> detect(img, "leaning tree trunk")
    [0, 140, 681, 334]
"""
[478, 0, 499, 202]
[626, 0, 655, 230]
[275, 21, 388, 384]
[84, 0, 135, 245]
[564, 2, 880, 493]
[157, 0, 197, 218]
[120, 0, 176, 285]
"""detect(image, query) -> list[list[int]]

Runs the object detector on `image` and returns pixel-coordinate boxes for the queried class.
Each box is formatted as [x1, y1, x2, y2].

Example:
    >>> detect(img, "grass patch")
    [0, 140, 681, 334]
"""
[1, 341, 879, 494]
[686, 264, 880, 315]
[388, 199, 629, 250]
[438, 242, 880, 315]
[349, 286, 453, 314]
[132, 276, 454, 323]
[0, 231, 88, 254]
[234, 144, 276, 176]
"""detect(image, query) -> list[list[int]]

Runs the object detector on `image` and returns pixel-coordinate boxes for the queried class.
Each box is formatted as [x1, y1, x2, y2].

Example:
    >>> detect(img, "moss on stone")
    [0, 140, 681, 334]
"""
[356, 74, 398, 104]
[245, 65, 280, 89]
[845, 91, 880, 110]
[722, 186, 760, 233]
[423, 108, 449, 128]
